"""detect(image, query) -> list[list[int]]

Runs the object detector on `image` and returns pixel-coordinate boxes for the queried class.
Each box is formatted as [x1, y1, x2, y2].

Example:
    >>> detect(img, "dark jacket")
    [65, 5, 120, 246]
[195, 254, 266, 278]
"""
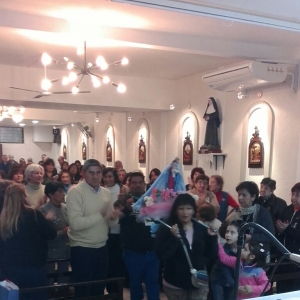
[155, 219, 218, 290]
[0, 161, 11, 175]
[219, 205, 275, 243]
[257, 194, 287, 234]
[210, 243, 236, 287]
[120, 198, 156, 253]
[278, 205, 300, 255]
[0, 209, 57, 272]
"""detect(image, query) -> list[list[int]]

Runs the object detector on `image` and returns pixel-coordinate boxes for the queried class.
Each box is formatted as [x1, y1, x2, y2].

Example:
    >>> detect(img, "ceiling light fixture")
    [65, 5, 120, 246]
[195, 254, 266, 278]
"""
[42, 41, 129, 93]
[170, 104, 175, 110]
[19, 123, 25, 127]
[95, 113, 99, 123]
[0, 106, 25, 123]
[32, 120, 39, 124]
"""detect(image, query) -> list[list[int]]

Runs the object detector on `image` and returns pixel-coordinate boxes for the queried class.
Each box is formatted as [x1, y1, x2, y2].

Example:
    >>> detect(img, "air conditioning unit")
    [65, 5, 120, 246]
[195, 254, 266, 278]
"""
[202, 61, 288, 92]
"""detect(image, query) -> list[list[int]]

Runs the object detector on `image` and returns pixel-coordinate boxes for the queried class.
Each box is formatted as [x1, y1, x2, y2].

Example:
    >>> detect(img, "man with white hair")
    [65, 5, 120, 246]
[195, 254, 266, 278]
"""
[56, 156, 65, 171]
[114, 160, 123, 171]
[8, 154, 18, 166]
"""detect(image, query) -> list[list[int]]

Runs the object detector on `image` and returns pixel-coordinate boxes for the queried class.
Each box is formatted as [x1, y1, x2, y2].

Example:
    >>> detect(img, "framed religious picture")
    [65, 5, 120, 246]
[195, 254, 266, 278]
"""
[106, 138, 112, 162]
[82, 141, 87, 161]
[183, 132, 193, 165]
[139, 135, 146, 163]
[63, 144, 67, 159]
[248, 126, 263, 168]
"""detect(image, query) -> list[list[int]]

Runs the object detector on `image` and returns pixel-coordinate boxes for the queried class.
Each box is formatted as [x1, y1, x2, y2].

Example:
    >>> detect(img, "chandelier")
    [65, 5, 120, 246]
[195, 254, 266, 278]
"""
[41, 41, 128, 94]
[0, 106, 25, 123]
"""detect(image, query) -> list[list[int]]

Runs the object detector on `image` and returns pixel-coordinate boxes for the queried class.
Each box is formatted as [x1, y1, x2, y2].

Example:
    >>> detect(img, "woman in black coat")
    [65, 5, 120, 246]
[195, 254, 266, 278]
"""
[155, 193, 218, 300]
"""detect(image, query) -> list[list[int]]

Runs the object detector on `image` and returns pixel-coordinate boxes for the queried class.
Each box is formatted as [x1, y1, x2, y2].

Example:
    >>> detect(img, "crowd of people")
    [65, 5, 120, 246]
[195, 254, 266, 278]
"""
[0, 154, 299, 300]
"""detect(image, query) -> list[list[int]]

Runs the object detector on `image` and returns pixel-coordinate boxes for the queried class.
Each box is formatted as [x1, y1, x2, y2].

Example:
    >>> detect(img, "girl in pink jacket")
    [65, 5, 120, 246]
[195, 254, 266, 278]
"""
[218, 241, 270, 299]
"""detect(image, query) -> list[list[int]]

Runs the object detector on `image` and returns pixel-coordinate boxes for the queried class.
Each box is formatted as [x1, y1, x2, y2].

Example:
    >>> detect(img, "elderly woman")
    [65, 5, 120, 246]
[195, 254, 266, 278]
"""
[0, 184, 56, 300]
[7, 164, 24, 184]
[276, 182, 300, 293]
[188, 174, 219, 217]
[25, 164, 47, 208]
[185, 167, 205, 191]
[219, 181, 274, 250]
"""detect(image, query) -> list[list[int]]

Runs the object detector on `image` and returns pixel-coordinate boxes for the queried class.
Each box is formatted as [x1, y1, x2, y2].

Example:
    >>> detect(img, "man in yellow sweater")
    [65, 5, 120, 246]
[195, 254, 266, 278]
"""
[66, 159, 120, 298]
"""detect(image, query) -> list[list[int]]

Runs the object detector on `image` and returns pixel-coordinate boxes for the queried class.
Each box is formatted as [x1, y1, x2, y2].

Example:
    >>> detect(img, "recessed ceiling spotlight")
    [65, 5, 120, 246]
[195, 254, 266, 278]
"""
[73, 111, 77, 113]
[170, 104, 175, 110]
[32, 120, 39, 124]
[95, 118, 99, 123]
[53, 126, 56, 129]
[128, 116, 132, 122]
[19, 123, 25, 127]
[71, 123, 74, 127]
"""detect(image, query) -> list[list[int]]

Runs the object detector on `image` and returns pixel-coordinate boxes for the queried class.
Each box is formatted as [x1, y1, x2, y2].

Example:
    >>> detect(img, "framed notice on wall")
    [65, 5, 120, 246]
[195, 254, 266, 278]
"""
[248, 126, 263, 168]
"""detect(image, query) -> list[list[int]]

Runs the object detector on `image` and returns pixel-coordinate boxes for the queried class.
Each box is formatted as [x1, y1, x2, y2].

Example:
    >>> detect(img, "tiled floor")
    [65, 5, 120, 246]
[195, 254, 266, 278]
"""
[123, 288, 167, 300]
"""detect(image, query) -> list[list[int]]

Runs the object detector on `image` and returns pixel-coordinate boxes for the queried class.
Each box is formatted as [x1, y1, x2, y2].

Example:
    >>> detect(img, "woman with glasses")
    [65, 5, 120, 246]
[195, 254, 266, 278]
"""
[188, 174, 219, 218]
[276, 182, 300, 294]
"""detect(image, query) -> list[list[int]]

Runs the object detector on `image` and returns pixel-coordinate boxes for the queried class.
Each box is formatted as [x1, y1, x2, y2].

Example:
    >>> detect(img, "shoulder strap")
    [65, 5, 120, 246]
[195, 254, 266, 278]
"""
[179, 237, 194, 270]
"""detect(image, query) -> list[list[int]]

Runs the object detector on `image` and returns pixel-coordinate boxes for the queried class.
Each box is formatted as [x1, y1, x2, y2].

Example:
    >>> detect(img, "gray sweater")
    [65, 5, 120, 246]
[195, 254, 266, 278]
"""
[39, 202, 69, 260]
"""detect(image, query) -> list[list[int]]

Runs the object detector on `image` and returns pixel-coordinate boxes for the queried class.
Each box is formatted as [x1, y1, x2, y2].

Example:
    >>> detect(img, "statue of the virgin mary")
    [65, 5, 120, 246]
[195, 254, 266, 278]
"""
[200, 97, 222, 153]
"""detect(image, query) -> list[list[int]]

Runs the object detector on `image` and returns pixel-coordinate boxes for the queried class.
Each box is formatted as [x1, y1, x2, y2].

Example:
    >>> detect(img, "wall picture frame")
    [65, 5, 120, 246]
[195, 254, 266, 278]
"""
[139, 135, 146, 163]
[106, 138, 112, 162]
[248, 126, 263, 168]
[183, 132, 193, 165]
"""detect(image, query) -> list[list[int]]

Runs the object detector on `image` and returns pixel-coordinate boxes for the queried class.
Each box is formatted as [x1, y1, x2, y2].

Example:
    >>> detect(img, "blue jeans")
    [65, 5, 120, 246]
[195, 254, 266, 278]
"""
[123, 250, 160, 300]
[70, 245, 108, 298]
[211, 281, 233, 300]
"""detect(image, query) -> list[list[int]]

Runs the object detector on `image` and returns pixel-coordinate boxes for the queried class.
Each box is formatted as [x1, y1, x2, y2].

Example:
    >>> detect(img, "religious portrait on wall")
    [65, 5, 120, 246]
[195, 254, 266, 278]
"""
[82, 141, 87, 161]
[183, 132, 193, 165]
[106, 138, 112, 162]
[63, 144, 67, 159]
[139, 135, 146, 163]
[200, 97, 222, 153]
[248, 126, 263, 168]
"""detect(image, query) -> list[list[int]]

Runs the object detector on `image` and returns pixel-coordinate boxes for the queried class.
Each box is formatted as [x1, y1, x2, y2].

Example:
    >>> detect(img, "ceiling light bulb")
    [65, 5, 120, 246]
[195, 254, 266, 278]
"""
[41, 78, 52, 91]
[32, 120, 39, 124]
[68, 72, 77, 82]
[128, 116, 132, 122]
[19, 107, 25, 114]
[77, 47, 84, 56]
[0, 115, 3, 121]
[117, 83, 126, 93]
[96, 56, 105, 66]
[12, 113, 23, 123]
[63, 57, 69, 62]
[72, 86, 79, 94]
[71, 123, 74, 127]
[87, 62, 93, 68]
[237, 91, 244, 100]
[100, 62, 108, 70]
[41, 53, 52, 66]
[121, 57, 129, 65]
[103, 76, 110, 84]
[95, 117, 99, 123]
[67, 61, 74, 70]
[62, 77, 69, 85]
[170, 104, 175, 110]
[19, 123, 25, 127]
[93, 79, 101, 88]
[8, 106, 15, 114]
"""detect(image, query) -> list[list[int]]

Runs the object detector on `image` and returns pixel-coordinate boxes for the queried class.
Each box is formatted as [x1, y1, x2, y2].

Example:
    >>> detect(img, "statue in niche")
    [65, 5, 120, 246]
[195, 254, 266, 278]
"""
[139, 135, 146, 163]
[183, 132, 193, 165]
[82, 141, 87, 161]
[200, 97, 222, 153]
[106, 138, 112, 162]
[63, 144, 67, 159]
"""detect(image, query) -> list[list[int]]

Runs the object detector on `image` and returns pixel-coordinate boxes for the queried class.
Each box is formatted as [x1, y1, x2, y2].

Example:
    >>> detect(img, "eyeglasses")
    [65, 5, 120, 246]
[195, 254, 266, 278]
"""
[197, 180, 208, 185]
[291, 192, 300, 198]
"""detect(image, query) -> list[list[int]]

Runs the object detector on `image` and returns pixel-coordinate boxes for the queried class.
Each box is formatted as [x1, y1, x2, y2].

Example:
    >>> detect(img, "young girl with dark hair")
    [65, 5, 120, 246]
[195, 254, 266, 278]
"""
[155, 193, 218, 300]
[217, 240, 270, 299]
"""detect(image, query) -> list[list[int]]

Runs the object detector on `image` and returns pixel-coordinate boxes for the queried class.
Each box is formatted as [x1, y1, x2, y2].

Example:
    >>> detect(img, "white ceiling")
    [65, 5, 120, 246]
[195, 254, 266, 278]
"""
[0, 0, 300, 124]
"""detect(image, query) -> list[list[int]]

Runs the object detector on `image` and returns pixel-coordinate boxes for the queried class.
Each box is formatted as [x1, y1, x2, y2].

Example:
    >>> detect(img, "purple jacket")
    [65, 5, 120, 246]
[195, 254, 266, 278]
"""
[218, 244, 270, 299]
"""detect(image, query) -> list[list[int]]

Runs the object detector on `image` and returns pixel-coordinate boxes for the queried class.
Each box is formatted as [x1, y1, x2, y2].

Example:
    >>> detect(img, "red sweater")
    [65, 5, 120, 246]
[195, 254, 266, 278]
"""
[214, 190, 239, 208]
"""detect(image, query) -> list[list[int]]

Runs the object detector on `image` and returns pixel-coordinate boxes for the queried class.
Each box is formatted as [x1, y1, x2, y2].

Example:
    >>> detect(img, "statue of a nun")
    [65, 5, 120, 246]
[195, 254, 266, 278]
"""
[200, 97, 222, 153]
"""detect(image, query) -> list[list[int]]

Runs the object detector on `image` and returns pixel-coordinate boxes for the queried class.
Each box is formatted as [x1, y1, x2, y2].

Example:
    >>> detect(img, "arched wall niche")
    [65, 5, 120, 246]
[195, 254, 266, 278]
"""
[60, 128, 70, 161]
[178, 111, 200, 183]
[240, 101, 274, 183]
[136, 118, 150, 177]
[105, 123, 115, 167]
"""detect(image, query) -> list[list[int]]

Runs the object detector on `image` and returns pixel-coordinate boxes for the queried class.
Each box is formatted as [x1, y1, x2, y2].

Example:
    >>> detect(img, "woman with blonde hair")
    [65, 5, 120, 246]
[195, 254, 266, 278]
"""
[24, 163, 47, 208]
[0, 184, 56, 299]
